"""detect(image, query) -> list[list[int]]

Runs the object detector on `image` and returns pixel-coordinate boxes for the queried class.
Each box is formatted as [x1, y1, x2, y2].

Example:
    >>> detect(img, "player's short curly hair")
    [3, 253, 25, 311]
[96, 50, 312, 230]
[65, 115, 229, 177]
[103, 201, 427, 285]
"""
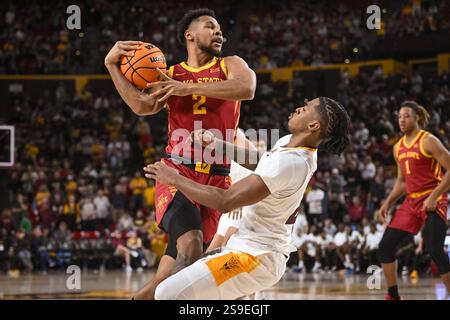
[316, 97, 351, 155]
[177, 8, 216, 46]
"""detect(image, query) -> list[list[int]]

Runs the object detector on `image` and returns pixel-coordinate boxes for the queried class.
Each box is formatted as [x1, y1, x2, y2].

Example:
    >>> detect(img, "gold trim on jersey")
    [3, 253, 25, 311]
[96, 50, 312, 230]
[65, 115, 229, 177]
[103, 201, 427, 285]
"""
[402, 129, 423, 149]
[168, 65, 174, 78]
[180, 57, 218, 73]
[220, 58, 228, 79]
[419, 131, 432, 158]
[409, 188, 433, 199]
[281, 146, 318, 152]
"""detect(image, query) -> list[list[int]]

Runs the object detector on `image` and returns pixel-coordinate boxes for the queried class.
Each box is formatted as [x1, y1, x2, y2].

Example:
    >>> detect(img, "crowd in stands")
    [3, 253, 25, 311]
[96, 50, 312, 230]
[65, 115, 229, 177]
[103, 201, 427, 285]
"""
[2, 0, 450, 73]
[1, 64, 449, 276]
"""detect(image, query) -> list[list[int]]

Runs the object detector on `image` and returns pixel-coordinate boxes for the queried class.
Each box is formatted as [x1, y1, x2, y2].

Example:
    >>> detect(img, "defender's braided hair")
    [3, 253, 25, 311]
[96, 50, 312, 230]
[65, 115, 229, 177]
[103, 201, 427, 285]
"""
[316, 97, 351, 155]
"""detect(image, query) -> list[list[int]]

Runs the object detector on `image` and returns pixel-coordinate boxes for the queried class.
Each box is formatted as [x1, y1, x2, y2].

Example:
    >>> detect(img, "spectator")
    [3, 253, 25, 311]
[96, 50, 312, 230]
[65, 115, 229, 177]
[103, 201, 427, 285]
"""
[62, 194, 80, 231]
[93, 189, 111, 229]
[305, 183, 326, 224]
[79, 195, 97, 230]
[129, 171, 147, 212]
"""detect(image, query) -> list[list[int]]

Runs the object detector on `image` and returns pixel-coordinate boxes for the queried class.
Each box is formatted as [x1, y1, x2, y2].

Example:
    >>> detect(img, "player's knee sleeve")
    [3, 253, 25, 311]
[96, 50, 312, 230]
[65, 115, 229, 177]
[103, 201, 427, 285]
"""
[428, 248, 450, 275]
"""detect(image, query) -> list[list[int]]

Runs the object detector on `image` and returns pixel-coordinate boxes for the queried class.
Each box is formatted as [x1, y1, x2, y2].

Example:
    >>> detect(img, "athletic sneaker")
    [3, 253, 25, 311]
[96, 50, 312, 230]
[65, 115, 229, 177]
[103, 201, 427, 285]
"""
[312, 262, 322, 273]
[126, 266, 133, 274]
[410, 270, 418, 279]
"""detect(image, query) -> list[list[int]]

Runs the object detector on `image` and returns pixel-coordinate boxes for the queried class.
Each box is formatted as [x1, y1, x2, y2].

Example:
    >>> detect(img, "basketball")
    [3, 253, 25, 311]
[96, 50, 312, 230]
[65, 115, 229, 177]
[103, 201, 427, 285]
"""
[120, 43, 167, 89]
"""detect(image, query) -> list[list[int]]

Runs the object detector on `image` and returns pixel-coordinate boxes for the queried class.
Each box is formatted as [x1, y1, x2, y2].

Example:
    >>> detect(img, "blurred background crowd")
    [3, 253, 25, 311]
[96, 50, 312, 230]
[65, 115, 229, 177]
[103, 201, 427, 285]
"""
[0, 0, 449, 277]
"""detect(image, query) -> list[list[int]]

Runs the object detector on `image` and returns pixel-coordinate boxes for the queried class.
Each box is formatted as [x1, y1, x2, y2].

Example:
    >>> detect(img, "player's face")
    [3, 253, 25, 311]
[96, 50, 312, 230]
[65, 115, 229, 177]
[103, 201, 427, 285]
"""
[191, 16, 223, 56]
[288, 98, 321, 133]
[398, 107, 418, 133]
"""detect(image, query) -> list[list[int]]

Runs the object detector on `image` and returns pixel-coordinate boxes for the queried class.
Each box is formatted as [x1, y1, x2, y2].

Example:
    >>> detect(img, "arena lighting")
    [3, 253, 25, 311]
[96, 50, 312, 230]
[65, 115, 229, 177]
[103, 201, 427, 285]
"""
[345, 59, 350, 64]
[75, 50, 80, 55]
[79, 32, 84, 38]
[353, 48, 359, 53]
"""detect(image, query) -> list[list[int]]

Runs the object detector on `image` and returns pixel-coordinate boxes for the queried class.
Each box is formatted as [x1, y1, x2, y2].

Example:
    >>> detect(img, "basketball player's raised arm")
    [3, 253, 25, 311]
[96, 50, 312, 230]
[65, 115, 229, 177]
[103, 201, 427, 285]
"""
[422, 135, 450, 207]
[379, 144, 406, 221]
[188, 129, 262, 170]
[144, 162, 270, 213]
[104, 41, 166, 116]
[148, 56, 256, 101]
[189, 56, 256, 101]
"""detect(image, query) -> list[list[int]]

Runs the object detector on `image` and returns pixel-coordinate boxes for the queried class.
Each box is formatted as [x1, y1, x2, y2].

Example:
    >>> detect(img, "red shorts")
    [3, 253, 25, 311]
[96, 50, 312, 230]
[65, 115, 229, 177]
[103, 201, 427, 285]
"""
[389, 193, 448, 234]
[155, 158, 231, 244]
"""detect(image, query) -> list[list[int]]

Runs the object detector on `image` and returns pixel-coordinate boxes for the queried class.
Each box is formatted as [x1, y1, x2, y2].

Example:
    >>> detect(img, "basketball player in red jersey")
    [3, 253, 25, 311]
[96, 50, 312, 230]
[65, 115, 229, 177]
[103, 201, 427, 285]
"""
[104, 8, 256, 299]
[378, 101, 450, 300]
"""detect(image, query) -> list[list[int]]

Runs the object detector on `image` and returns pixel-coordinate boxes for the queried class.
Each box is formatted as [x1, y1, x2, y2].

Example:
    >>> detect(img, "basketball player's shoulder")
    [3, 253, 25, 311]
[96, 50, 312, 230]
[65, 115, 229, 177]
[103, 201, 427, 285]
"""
[222, 55, 251, 68]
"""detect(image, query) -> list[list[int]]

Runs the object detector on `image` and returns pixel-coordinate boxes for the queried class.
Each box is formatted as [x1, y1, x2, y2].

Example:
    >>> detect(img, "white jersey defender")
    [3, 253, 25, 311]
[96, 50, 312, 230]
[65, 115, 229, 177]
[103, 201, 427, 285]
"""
[155, 135, 317, 300]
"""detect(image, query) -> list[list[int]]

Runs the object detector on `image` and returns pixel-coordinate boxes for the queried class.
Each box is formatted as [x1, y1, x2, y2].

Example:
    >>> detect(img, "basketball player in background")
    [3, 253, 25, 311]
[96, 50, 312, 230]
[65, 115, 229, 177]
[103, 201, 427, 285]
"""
[144, 97, 350, 300]
[104, 8, 256, 299]
[378, 101, 450, 300]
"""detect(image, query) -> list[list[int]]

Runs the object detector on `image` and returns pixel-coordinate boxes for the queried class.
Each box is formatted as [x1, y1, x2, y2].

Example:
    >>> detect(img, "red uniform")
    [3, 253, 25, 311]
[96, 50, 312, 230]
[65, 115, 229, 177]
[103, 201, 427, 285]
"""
[389, 130, 448, 234]
[155, 57, 240, 244]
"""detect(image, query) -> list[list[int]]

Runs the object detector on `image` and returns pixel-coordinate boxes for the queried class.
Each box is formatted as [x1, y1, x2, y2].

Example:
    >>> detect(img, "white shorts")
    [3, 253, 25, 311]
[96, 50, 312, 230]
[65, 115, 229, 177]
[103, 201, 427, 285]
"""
[216, 213, 242, 237]
[155, 248, 287, 300]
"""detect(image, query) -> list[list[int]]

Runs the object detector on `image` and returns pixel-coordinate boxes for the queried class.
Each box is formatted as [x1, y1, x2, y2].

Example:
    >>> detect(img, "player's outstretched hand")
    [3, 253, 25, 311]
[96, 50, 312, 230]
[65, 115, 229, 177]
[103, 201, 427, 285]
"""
[146, 68, 192, 102]
[144, 161, 179, 185]
[104, 40, 143, 66]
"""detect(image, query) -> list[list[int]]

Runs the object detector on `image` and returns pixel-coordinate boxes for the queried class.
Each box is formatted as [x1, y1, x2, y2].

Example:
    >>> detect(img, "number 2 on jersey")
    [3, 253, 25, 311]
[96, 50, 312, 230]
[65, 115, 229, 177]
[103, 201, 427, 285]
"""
[192, 95, 207, 114]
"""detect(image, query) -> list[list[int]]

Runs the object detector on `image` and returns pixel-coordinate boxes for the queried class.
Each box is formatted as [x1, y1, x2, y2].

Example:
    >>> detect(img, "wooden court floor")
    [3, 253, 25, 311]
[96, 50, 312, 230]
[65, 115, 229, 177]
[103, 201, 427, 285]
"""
[0, 269, 448, 300]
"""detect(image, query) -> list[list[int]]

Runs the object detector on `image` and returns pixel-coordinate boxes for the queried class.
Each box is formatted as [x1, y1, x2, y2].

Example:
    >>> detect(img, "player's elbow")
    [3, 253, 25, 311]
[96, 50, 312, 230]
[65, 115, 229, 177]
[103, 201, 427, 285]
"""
[241, 84, 255, 100]
[132, 99, 159, 116]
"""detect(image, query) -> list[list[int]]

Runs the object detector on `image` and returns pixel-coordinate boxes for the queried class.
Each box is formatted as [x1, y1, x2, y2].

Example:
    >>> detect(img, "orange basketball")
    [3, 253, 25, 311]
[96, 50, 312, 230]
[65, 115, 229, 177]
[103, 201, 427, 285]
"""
[120, 43, 167, 89]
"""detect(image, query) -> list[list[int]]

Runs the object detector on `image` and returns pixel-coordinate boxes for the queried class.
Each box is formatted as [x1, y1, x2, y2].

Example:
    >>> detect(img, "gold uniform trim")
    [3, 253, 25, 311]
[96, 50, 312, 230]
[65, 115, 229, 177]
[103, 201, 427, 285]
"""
[220, 58, 228, 79]
[180, 57, 218, 73]
[419, 132, 432, 158]
[402, 130, 423, 149]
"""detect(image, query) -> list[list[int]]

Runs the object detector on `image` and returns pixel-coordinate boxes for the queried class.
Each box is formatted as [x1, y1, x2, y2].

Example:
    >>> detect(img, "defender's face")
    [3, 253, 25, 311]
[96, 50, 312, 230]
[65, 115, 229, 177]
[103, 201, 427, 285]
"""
[288, 98, 321, 134]
[398, 107, 417, 133]
[190, 16, 223, 56]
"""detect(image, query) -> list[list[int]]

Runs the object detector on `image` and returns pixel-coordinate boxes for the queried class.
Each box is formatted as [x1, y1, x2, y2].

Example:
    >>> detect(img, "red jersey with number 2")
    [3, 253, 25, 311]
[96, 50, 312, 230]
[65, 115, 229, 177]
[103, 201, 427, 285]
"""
[165, 57, 241, 164]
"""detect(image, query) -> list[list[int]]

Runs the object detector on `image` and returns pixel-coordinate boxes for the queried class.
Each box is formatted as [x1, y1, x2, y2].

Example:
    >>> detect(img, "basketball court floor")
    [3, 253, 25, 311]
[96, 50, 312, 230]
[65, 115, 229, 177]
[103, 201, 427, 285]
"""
[0, 269, 448, 300]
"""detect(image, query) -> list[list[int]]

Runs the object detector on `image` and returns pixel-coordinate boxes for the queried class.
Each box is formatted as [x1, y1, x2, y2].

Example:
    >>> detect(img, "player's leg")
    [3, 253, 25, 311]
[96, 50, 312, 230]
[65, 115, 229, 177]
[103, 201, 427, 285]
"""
[207, 234, 225, 252]
[133, 192, 203, 299]
[223, 226, 239, 245]
[134, 256, 175, 299]
[423, 212, 450, 294]
[378, 227, 413, 299]
[155, 250, 286, 300]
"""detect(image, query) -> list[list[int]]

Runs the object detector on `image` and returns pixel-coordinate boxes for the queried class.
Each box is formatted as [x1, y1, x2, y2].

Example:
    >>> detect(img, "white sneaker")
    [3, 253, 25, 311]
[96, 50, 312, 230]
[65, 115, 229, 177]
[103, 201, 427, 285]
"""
[137, 267, 143, 273]
[312, 262, 322, 273]
[126, 266, 133, 274]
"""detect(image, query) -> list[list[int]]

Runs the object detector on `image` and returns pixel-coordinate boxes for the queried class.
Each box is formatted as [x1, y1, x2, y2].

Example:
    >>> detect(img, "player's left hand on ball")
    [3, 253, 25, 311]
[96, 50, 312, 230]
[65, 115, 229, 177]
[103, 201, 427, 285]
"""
[422, 196, 438, 212]
[143, 161, 179, 185]
[146, 68, 191, 102]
